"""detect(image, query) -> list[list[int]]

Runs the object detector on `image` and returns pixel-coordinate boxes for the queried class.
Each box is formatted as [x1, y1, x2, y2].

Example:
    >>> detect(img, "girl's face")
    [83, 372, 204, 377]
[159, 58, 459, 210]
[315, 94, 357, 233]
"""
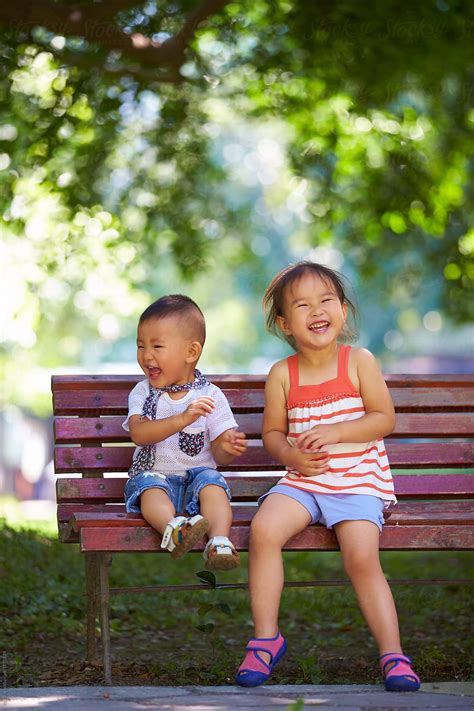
[276, 271, 347, 351]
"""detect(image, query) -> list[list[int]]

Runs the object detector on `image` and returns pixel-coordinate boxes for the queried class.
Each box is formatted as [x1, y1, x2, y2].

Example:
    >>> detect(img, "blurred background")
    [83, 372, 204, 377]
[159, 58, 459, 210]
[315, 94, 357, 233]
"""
[1, 0, 473, 521]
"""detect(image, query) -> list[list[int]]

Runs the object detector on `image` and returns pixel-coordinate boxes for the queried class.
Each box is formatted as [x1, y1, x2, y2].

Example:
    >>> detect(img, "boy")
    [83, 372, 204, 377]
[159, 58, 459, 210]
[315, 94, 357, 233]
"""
[123, 294, 246, 570]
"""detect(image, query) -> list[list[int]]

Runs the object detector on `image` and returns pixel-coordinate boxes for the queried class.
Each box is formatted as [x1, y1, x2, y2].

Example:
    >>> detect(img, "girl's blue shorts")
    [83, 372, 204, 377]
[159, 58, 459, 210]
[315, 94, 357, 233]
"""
[259, 484, 386, 532]
[124, 466, 231, 516]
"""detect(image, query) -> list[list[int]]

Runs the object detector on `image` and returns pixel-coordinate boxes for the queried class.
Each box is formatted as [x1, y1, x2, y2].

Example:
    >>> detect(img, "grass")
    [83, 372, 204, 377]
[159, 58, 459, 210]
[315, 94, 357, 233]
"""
[0, 513, 473, 688]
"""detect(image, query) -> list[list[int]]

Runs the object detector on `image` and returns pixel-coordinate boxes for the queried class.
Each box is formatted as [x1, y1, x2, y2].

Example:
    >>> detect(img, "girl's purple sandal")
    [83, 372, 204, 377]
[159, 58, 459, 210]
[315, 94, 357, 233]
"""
[380, 653, 420, 692]
[235, 632, 287, 687]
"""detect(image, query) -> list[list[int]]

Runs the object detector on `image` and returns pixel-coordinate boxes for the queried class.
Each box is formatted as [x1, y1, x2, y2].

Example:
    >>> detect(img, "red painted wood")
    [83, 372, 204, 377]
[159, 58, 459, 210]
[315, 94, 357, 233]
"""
[58, 503, 126, 522]
[53, 412, 474, 444]
[52, 385, 474, 415]
[51, 374, 474, 391]
[392, 413, 474, 437]
[53, 441, 474, 474]
[70, 502, 474, 531]
[58, 500, 474, 525]
[54, 413, 265, 443]
[79, 523, 474, 553]
[52, 374, 474, 556]
[56, 473, 474, 504]
[52, 388, 267, 415]
[52, 374, 268, 391]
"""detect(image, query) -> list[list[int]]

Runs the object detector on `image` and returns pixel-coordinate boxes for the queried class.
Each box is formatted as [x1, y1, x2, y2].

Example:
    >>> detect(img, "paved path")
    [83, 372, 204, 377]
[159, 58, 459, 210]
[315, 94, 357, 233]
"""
[2, 683, 474, 710]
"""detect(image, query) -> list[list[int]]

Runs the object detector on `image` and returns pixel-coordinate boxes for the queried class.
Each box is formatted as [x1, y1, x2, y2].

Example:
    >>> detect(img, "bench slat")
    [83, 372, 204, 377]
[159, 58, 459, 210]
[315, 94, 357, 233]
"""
[53, 388, 266, 415]
[51, 374, 474, 390]
[56, 473, 474, 503]
[52, 374, 269, 391]
[52, 386, 474, 415]
[79, 524, 474, 552]
[70, 502, 474, 530]
[54, 413, 263, 442]
[54, 442, 474, 473]
[53, 412, 474, 444]
[56, 499, 474, 524]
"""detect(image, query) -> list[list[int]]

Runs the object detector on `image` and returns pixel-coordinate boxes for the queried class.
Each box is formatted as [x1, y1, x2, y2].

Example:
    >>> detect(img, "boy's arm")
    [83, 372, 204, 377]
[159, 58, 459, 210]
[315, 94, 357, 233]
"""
[296, 349, 395, 450]
[128, 396, 216, 446]
[211, 428, 247, 465]
[263, 361, 330, 477]
[207, 387, 246, 464]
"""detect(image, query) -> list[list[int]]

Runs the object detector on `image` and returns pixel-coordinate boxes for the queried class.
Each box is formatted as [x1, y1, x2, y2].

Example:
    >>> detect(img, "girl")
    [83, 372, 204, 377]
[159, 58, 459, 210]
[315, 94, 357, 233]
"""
[235, 261, 420, 692]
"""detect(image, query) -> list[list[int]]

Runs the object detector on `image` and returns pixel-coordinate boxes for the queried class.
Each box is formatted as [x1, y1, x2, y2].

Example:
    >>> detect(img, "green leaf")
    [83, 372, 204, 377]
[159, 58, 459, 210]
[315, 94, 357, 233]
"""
[195, 623, 215, 634]
[196, 570, 217, 588]
[215, 602, 232, 616]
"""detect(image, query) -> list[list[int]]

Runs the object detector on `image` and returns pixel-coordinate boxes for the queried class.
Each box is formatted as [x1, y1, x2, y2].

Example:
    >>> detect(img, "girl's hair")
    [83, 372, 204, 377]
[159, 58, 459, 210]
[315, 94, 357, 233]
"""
[139, 294, 206, 345]
[263, 261, 359, 349]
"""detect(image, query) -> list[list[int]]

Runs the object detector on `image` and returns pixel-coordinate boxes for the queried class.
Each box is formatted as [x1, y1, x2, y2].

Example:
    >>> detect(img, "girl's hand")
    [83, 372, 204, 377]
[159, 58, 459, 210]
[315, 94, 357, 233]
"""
[219, 429, 247, 457]
[296, 424, 341, 451]
[284, 447, 330, 477]
[181, 396, 216, 426]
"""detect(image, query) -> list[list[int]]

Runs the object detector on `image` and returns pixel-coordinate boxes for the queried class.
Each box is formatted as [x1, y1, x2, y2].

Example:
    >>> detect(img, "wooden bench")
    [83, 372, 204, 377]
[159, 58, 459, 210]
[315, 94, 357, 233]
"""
[52, 373, 474, 684]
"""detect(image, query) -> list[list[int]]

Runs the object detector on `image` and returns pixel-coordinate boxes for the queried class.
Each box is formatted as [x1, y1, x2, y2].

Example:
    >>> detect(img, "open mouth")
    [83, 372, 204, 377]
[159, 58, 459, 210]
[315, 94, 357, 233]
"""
[148, 367, 162, 378]
[309, 321, 330, 334]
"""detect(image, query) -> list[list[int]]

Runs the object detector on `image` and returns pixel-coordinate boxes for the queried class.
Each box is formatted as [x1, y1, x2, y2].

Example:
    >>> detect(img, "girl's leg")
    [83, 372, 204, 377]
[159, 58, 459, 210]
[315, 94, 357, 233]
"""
[248, 494, 311, 661]
[334, 520, 402, 654]
[140, 488, 176, 534]
[199, 484, 232, 538]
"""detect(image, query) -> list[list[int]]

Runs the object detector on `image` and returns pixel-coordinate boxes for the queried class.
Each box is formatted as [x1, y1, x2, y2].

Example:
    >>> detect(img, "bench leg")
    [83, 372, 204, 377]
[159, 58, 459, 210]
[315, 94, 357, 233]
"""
[98, 553, 113, 685]
[85, 554, 100, 663]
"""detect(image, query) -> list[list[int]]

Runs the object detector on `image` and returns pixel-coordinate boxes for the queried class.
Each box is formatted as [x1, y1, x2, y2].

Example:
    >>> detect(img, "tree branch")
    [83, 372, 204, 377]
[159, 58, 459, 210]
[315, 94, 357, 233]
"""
[60, 50, 183, 84]
[159, 0, 230, 64]
[0, 0, 231, 79]
[93, 1, 148, 21]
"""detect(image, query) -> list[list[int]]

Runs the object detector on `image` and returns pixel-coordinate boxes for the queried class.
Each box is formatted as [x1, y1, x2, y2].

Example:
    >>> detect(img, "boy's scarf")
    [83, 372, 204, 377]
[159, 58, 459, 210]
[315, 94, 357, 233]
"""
[128, 369, 209, 478]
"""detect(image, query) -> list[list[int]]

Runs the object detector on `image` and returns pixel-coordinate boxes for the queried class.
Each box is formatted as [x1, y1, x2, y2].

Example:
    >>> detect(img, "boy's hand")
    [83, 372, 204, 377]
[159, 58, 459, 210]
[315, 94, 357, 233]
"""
[181, 396, 216, 426]
[296, 424, 341, 451]
[283, 446, 330, 477]
[219, 429, 247, 456]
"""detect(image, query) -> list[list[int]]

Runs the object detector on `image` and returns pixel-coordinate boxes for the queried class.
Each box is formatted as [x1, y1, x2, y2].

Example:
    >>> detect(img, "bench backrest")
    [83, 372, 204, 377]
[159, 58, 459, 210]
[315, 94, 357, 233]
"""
[53, 374, 474, 540]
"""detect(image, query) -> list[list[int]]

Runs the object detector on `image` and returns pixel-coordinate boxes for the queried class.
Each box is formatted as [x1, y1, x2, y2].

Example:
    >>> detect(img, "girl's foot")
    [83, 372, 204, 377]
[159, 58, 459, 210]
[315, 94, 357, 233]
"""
[380, 653, 420, 692]
[160, 515, 209, 559]
[235, 632, 287, 687]
[203, 536, 240, 570]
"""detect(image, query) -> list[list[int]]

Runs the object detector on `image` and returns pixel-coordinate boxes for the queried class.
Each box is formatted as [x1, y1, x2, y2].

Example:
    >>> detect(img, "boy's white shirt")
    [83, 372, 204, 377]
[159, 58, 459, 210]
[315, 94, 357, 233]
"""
[122, 379, 238, 475]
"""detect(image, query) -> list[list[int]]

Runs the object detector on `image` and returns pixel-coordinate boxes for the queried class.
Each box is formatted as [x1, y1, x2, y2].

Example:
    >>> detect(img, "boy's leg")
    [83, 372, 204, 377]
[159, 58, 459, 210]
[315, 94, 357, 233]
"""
[248, 494, 311, 662]
[197, 479, 239, 569]
[199, 484, 232, 538]
[140, 488, 176, 534]
[334, 520, 402, 655]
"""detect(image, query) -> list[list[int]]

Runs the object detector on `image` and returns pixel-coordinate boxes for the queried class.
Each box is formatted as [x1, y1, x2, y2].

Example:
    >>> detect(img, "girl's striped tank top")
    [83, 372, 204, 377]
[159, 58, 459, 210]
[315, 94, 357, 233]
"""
[278, 344, 396, 505]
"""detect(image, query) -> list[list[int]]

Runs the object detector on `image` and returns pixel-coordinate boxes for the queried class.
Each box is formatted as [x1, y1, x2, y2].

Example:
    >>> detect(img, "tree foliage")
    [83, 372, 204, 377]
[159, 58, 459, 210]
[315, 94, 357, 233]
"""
[1, 1, 473, 411]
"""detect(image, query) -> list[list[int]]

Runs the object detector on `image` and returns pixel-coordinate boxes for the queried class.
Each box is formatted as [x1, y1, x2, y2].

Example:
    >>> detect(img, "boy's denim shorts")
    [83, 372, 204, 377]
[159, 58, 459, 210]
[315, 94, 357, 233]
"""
[124, 466, 231, 516]
[259, 484, 385, 532]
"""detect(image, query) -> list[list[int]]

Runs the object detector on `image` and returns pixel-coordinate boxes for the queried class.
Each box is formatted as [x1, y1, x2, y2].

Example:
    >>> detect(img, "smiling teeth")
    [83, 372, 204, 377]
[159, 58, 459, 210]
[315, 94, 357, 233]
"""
[310, 322, 329, 330]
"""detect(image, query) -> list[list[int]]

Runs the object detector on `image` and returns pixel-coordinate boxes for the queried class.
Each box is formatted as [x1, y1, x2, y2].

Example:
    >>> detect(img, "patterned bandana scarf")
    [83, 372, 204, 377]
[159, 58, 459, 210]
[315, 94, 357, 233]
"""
[128, 368, 210, 478]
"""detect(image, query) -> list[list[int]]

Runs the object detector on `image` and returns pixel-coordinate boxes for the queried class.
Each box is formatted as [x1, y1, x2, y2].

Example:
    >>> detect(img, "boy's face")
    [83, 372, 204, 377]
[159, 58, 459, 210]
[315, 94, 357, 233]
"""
[136, 316, 200, 388]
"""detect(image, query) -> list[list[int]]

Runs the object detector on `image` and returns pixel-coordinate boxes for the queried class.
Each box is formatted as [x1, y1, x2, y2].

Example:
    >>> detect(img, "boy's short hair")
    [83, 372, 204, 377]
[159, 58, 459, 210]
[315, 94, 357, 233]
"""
[139, 295, 206, 345]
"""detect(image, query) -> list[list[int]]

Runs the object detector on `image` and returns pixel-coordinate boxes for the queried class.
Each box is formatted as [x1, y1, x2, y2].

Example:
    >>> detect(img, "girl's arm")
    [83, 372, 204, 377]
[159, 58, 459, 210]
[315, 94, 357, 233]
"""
[338, 348, 395, 441]
[297, 349, 395, 450]
[128, 396, 216, 446]
[263, 361, 330, 476]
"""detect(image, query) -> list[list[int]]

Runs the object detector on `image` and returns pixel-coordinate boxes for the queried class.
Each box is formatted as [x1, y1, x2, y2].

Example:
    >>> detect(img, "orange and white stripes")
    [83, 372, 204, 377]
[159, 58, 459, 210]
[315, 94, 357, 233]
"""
[280, 348, 396, 505]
